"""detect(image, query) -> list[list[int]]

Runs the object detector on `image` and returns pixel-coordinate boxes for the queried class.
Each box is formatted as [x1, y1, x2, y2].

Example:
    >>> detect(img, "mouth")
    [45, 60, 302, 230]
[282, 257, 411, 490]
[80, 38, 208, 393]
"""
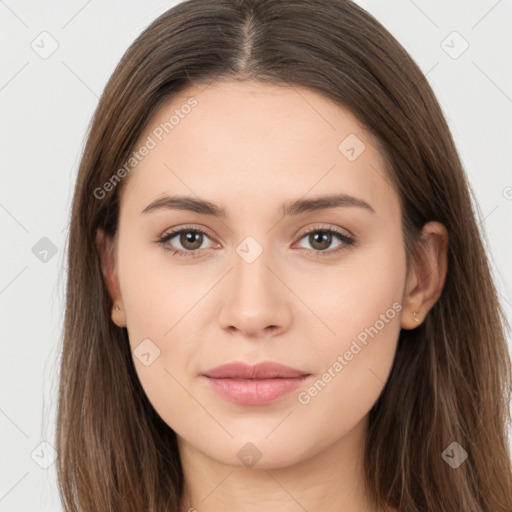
[201, 361, 312, 405]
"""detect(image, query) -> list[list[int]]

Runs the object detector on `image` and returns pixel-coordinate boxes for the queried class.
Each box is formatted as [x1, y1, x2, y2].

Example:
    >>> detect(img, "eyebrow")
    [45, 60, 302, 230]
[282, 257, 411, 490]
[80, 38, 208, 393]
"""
[141, 193, 376, 217]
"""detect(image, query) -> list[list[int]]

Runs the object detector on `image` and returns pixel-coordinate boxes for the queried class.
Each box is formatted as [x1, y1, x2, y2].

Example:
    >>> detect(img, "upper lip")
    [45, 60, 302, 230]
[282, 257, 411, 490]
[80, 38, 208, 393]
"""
[202, 361, 310, 379]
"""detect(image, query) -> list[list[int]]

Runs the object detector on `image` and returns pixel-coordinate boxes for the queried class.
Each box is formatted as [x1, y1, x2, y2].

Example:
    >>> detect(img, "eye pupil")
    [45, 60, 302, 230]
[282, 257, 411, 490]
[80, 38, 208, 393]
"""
[310, 231, 332, 250]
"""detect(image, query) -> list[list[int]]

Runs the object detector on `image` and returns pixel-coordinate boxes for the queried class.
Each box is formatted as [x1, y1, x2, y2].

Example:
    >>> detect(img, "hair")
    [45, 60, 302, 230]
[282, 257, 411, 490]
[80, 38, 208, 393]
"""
[56, 0, 512, 510]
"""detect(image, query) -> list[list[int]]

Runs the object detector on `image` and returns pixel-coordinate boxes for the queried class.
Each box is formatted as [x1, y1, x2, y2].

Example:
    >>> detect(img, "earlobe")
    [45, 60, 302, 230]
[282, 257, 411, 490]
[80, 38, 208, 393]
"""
[111, 302, 126, 328]
[401, 221, 449, 330]
[96, 228, 127, 327]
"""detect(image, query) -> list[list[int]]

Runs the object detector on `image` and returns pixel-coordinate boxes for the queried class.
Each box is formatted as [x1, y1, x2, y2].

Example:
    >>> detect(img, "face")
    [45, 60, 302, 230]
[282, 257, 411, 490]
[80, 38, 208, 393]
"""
[106, 80, 408, 469]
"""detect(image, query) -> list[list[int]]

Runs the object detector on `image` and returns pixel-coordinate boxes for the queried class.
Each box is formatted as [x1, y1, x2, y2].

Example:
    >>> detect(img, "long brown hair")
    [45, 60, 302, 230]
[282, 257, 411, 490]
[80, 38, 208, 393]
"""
[56, 0, 512, 510]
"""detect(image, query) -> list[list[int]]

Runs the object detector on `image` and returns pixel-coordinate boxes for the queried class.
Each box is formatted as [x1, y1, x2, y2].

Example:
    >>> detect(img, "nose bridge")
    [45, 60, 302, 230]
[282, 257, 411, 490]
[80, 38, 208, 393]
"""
[232, 237, 279, 310]
[234, 239, 274, 296]
[217, 235, 290, 335]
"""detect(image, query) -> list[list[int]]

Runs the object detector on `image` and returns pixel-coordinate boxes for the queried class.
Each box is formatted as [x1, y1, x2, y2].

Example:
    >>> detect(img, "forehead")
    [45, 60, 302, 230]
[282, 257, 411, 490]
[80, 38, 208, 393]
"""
[120, 80, 398, 218]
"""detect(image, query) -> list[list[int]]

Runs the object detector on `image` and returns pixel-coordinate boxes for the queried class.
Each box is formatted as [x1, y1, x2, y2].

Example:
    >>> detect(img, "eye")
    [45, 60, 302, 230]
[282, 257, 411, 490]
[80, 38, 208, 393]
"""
[295, 225, 356, 256]
[155, 224, 356, 258]
[155, 226, 216, 258]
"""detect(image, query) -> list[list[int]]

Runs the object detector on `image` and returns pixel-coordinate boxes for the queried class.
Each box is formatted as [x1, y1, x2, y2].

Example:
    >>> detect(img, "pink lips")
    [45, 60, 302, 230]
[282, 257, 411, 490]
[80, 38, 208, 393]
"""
[201, 361, 311, 405]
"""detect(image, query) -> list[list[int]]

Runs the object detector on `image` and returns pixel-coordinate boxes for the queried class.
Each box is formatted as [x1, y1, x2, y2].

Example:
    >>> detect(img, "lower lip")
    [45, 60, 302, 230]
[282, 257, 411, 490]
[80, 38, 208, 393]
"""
[202, 376, 311, 405]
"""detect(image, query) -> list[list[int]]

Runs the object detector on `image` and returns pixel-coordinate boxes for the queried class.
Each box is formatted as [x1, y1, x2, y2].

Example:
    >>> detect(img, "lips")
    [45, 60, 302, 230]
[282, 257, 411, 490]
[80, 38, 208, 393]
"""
[201, 361, 311, 405]
[202, 361, 309, 379]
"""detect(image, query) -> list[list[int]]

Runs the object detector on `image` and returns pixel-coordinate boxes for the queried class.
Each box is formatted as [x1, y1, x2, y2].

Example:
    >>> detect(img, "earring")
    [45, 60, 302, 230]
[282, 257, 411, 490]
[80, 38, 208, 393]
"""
[413, 310, 420, 322]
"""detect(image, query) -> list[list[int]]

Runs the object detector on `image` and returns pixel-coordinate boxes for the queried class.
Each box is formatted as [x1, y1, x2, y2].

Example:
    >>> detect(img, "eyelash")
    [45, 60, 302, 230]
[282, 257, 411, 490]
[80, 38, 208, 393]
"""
[154, 224, 356, 259]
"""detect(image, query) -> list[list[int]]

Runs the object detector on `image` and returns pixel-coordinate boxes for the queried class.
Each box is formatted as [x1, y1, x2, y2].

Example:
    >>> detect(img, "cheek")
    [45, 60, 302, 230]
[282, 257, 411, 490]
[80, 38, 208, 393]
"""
[115, 237, 207, 429]
[115, 232, 208, 396]
[299, 237, 406, 423]
[312, 229, 406, 346]
[291, 315, 401, 464]
[116, 228, 207, 343]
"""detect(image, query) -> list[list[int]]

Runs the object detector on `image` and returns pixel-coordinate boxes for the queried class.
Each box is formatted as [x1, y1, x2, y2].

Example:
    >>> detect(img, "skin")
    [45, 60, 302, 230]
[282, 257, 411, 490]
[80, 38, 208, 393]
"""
[97, 80, 448, 512]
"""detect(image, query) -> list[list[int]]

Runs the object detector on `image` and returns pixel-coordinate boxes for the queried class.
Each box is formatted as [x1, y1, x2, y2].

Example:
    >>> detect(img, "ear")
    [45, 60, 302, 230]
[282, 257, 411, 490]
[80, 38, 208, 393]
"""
[96, 228, 127, 327]
[401, 221, 449, 330]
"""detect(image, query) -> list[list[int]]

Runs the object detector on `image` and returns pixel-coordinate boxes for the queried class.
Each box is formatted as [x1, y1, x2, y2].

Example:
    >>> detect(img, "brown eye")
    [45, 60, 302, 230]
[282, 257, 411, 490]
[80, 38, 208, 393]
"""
[156, 227, 215, 257]
[179, 230, 204, 250]
[296, 227, 356, 256]
[308, 231, 333, 251]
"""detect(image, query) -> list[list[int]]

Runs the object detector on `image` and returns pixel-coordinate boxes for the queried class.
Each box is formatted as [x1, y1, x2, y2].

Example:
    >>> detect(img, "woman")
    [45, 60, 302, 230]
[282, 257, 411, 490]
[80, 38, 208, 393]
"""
[56, 0, 512, 510]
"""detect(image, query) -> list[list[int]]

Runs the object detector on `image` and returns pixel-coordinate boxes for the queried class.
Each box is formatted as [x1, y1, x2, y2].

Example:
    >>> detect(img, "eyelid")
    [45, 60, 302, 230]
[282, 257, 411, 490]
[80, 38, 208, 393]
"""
[159, 223, 216, 241]
[295, 222, 355, 240]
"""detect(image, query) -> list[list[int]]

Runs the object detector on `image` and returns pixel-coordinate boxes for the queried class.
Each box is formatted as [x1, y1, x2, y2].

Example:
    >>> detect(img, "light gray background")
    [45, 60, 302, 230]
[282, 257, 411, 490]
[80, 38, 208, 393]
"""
[1, 1, 511, 510]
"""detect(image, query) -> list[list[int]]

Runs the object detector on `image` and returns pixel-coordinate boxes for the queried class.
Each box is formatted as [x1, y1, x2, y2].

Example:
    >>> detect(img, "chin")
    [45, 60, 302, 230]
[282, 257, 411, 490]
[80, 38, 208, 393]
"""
[191, 433, 314, 470]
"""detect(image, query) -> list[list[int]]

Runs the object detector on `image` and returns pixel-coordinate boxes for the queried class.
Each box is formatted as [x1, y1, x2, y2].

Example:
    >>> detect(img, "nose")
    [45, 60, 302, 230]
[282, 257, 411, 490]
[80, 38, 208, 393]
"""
[217, 246, 292, 338]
